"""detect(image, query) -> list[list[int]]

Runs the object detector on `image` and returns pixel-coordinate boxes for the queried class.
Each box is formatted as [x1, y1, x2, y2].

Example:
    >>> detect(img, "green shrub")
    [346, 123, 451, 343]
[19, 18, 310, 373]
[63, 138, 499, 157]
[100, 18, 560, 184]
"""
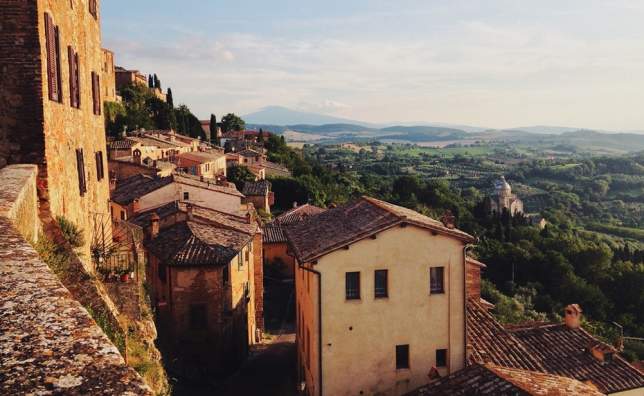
[56, 216, 85, 248]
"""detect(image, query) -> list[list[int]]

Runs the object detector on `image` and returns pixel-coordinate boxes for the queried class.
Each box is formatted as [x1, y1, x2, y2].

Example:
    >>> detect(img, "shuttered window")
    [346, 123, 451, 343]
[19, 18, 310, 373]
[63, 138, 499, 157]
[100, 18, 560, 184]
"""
[68, 46, 80, 108]
[76, 149, 87, 196]
[45, 13, 62, 103]
[89, 0, 97, 18]
[91, 72, 101, 115]
[95, 151, 104, 181]
[345, 272, 360, 300]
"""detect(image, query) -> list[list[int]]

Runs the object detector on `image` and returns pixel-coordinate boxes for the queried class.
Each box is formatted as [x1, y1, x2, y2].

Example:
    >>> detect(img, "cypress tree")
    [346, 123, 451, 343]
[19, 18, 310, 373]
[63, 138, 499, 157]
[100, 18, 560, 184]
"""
[148, 74, 154, 88]
[167, 88, 174, 108]
[153, 74, 161, 90]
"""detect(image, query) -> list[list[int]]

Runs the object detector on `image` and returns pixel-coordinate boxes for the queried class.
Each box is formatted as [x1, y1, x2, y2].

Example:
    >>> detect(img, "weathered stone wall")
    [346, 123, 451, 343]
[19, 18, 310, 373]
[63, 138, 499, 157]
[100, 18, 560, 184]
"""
[1, 0, 113, 266]
[0, 164, 151, 394]
[38, 0, 113, 266]
[0, 1, 45, 168]
[101, 48, 117, 102]
[253, 232, 265, 331]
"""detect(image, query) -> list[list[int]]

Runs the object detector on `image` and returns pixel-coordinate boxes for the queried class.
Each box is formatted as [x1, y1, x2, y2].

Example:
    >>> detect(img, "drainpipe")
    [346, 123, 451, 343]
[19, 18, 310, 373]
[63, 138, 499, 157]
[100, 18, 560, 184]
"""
[301, 264, 323, 396]
[462, 243, 474, 368]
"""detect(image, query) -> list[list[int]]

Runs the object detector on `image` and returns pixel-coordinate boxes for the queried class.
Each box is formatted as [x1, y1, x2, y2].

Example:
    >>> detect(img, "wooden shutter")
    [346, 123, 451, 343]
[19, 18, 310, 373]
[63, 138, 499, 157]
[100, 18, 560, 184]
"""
[95, 151, 104, 181]
[45, 13, 59, 102]
[89, 0, 97, 18]
[91, 72, 101, 115]
[54, 26, 63, 103]
[68, 46, 77, 107]
[76, 149, 87, 195]
[74, 53, 81, 107]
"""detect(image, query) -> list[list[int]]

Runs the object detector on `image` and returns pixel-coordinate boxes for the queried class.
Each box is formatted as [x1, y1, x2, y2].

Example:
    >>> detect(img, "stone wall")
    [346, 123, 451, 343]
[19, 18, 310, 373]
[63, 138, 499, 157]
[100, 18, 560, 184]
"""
[1, 0, 113, 266]
[0, 164, 151, 394]
[0, 1, 46, 168]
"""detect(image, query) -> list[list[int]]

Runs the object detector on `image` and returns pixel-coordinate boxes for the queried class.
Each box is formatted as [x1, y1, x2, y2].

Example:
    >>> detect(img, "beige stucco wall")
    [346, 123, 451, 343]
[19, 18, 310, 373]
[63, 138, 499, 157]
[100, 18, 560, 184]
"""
[132, 182, 241, 216]
[613, 387, 644, 396]
[230, 243, 257, 346]
[296, 224, 467, 396]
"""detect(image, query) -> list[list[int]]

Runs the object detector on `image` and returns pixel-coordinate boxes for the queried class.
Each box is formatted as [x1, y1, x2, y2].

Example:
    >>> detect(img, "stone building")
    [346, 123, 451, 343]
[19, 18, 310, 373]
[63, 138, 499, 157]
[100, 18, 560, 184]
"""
[286, 197, 476, 396]
[129, 202, 264, 375]
[484, 176, 524, 215]
[242, 180, 274, 214]
[115, 66, 147, 91]
[1, 0, 112, 265]
[101, 48, 117, 102]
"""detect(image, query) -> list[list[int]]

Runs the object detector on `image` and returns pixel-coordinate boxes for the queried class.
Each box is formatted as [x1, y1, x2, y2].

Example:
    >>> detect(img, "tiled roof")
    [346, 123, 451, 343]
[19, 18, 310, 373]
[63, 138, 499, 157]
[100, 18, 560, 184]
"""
[146, 221, 252, 267]
[176, 150, 224, 164]
[242, 180, 271, 196]
[260, 160, 290, 174]
[111, 174, 174, 205]
[172, 173, 243, 197]
[108, 138, 135, 150]
[510, 324, 644, 394]
[407, 363, 604, 396]
[128, 202, 182, 228]
[128, 135, 178, 149]
[275, 204, 326, 225]
[263, 223, 287, 243]
[285, 197, 475, 263]
[191, 205, 259, 235]
[238, 149, 263, 158]
[467, 299, 545, 371]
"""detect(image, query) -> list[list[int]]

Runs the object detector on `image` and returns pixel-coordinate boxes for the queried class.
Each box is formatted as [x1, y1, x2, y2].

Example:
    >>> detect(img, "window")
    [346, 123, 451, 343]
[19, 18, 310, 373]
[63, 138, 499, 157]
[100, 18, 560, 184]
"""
[238, 251, 243, 270]
[120, 210, 125, 221]
[183, 191, 189, 201]
[436, 349, 447, 367]
[374, 269, 388, 298]
[67, 46, 80, 108]
[222, 264, 229, 286]
[91, 72, 101, 115]
[345, 272, 360, 300]
[189, 304, 207, 330]
[306, 327, 311, 368]
[44, 13, 62, 102]
[158, 263, 166, 283]
[396, 345, 410, 369]
[95, 151, 104, 180]
[89, 0, 97, 18]
[430, 267, 445, 294]
[75, 149, 86, 196]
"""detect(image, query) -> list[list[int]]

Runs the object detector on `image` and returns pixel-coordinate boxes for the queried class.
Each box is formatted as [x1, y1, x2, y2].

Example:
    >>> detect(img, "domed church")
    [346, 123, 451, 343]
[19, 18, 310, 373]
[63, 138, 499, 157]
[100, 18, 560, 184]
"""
[484, 176, 524, 215]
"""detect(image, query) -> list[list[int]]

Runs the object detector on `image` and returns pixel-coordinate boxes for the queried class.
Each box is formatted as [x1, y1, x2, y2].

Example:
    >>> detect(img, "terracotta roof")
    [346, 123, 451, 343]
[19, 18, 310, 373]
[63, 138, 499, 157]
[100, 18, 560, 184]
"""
[128, 135, 178, 149]
[146, 221, 252, 267]
[407, 363, 605, 396]
[510, 324, 644, 394]
[172, 173, 244, 197]
[275, 204, 326, 225]
[108, 139, 135, 150]
[466, 256, 487, 268]
[242, 180, 271, 196]
[176, 150, 224, 164]
[285, 197, 475, 263]
[263, 223, 287, 244]
[238, 149, 263, 158]
[467, 299, 545, 371]
[111, 174, 174, 205]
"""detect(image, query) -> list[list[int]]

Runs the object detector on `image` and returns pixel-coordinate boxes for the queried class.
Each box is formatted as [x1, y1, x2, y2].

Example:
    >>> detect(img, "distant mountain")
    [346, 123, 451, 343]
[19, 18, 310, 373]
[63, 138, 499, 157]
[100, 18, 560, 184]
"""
[243, 106, 379, 127]
[511, 125, 606, 135]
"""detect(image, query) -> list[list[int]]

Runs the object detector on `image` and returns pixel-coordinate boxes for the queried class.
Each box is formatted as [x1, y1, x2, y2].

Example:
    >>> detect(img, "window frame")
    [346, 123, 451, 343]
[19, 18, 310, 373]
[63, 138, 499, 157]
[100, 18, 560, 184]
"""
[75, 148, 87, 196]
[95, 151, 104, 181]
[183, 191, 189, 201]
[430, 266, 445, 294]
[436, 349, 448, 368]
[345, 271, 361, 300]
[396, 344, 410, 370]
[374, 269, 388, 298]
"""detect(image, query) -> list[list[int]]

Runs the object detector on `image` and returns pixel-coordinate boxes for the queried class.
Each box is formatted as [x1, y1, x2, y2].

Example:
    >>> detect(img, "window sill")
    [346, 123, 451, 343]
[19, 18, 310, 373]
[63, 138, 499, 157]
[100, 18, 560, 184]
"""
[430, 291, 445, 295]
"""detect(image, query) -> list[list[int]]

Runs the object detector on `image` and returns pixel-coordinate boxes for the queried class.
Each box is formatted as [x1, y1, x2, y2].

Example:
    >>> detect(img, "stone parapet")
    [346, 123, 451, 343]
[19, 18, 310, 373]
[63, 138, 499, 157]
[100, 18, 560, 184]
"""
[0, 164, 151, 395]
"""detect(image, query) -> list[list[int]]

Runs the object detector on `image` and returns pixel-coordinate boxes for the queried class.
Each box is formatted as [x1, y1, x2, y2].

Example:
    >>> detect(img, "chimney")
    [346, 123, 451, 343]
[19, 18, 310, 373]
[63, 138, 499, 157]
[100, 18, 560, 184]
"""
[132, 198, 140, 214]
[293, 201, 298, 208]
[150, 213, 160, 239]
[564, 304, 582, 329]
[246, 211, 253, 224]
[588, 342, 616, 365]
[109, 177, 117, 192]
[186, 203, 194, 220]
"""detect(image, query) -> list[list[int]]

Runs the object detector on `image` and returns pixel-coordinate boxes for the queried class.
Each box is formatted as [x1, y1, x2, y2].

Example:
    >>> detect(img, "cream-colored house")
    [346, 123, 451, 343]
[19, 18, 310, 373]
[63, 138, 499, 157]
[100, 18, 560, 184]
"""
[285, 197, 476, 396]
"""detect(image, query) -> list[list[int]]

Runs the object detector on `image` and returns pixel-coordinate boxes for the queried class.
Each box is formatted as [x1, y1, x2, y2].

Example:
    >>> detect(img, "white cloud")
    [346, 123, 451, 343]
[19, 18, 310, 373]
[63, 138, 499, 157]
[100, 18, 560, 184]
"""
[104, 6, 644, 129]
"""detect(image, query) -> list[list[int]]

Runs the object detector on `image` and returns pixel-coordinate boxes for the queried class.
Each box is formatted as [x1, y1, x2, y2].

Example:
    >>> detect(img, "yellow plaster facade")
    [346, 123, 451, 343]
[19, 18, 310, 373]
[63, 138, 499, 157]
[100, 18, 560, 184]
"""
[296, 224, 467, 396]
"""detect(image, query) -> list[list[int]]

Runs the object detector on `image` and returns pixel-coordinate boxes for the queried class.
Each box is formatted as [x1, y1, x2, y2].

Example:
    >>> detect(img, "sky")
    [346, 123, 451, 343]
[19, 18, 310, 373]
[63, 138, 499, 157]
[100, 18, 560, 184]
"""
[102, 0, 644, 130]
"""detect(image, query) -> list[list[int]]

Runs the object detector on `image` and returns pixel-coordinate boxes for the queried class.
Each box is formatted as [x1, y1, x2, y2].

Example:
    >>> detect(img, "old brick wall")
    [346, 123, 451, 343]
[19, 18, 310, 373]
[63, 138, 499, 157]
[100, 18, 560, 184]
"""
[0, 1, 46, 168]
